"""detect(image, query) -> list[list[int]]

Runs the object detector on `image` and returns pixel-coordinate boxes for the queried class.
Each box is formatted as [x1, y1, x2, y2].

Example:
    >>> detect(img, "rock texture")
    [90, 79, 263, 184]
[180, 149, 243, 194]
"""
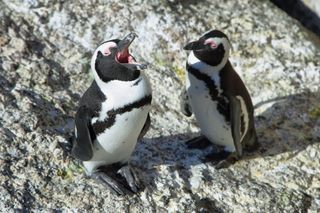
[0, 0, 320, 212]
[270, 0, 320, 36]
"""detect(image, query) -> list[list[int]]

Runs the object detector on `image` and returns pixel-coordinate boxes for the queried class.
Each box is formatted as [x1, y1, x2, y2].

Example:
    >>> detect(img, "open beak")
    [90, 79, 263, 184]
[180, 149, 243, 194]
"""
[183, 39, 207, 51]
[116, 32, 147, 70]
[117, 32, 137, 53]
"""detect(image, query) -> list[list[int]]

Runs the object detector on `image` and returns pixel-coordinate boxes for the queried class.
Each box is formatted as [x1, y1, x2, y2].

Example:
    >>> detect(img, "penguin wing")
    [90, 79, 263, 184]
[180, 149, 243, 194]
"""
[180, 89, 192, 117]
[138, 113, 151, 140]
[72, 105, 94, 161]
[227, 95, 243, 158]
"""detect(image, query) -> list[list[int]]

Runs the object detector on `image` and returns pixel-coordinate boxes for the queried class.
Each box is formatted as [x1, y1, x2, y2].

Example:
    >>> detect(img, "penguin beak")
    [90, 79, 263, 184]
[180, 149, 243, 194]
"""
[116, 32, 148, 70]
[117, 32, 137, 52]
[184, 40, 207, 51]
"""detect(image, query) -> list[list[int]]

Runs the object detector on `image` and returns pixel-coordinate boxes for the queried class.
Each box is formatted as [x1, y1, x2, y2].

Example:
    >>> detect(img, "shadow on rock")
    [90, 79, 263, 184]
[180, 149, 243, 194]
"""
[248, 91, 319, 159]
[133, 91, 319, 194]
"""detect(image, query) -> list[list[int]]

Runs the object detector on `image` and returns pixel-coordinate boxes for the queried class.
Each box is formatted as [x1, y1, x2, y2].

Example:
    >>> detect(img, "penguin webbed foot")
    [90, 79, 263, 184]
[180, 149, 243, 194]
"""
[92, 164, 141, 196]
[186, 135, 212, 149]
[205, 150, 238, 169]
[118, 165, 141, 193]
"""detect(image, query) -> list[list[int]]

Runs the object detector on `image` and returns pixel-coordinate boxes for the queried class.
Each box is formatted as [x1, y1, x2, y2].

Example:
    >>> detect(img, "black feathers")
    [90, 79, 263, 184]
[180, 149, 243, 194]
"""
[193, 43, 226, 66]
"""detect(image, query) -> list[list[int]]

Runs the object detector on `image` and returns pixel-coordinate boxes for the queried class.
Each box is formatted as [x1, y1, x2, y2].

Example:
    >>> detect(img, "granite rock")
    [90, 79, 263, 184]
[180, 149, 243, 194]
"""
[0, 0, 320, 212]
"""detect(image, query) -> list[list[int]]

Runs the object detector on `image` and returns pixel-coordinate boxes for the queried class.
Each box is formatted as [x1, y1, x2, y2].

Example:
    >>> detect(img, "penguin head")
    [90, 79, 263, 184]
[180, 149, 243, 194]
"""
[91, 32, 147, 82]
[184, 30, 231, 67]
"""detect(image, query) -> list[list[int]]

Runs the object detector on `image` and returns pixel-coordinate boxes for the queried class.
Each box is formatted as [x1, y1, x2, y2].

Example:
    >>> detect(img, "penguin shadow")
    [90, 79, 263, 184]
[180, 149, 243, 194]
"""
[17, 89, 75, 137]
[248, 91, 319, 159]
[131, 132, 213, 194]
[131, 91, 319, 194]
[16, 39, 81, 155]
[23, 38, 82, 154]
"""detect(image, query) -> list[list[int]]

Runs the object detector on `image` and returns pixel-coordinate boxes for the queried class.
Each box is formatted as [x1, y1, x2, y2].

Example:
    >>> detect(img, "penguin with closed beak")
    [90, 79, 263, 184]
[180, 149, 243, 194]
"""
[181, 30, 258, 168]
[72, 32, 152, 195]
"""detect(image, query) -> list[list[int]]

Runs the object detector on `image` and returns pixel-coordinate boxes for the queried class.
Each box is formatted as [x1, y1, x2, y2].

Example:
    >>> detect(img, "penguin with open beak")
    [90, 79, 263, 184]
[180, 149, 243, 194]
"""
[72, 33, 152, 195]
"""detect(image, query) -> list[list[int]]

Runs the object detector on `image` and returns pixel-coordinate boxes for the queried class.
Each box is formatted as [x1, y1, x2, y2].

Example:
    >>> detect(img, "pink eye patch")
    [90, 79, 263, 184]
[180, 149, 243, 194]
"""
[102, 42, 117, 56]
[204, 39, 217, 48]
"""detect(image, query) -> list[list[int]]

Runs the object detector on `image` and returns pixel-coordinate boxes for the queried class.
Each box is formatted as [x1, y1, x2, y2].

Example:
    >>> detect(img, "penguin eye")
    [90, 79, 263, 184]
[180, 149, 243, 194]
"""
[104, 48, 111, 56]
[204, 39, 217, 49]
[101, 42, 117, 56]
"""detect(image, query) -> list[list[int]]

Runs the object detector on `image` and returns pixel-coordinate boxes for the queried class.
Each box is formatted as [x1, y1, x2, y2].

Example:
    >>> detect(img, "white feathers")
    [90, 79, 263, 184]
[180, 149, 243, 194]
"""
[90, 41, 117, 89]
[187, 52, 223, 94]
[186, 68, 235, 152]
[93, 75, 150, 122]
[82, 74, 151, 175]
[187, 49, 236, 152]
[83, 106, 150, 174]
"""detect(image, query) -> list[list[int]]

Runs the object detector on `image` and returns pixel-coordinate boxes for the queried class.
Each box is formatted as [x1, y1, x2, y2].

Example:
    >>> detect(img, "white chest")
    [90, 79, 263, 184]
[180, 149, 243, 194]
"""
[94, 74, 151, 123]
[186, 72, 235, 151]
[186, 53, 235, 151]
[83, 74, 152, 174]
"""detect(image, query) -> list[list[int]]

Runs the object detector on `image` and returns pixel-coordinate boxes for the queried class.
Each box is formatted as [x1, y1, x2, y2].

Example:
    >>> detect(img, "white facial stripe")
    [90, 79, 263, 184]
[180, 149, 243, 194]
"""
[96, 42, 117, 56]
[90, 41, 117, 87]
[208, 37, 230, 52]
[204, 38, 217, 48]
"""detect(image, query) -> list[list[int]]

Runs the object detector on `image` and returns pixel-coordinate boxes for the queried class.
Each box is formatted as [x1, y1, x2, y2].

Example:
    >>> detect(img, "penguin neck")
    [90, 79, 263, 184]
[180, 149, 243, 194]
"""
[92, 71, 151, 110]
[94, 73, 142, 95]
[188, 51, 229, 76]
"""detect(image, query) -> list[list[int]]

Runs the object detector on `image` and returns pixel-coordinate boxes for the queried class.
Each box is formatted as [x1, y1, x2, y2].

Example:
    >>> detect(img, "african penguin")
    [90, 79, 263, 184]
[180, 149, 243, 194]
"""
[72, 32, 152, 195]
[181, 30, 258, 168]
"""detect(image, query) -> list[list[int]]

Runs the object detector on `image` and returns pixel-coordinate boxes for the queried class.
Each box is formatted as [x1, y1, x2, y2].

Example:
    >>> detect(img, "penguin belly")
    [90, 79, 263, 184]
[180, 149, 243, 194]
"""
[83, 106, 150, 174]
[187, 81, 235, 152]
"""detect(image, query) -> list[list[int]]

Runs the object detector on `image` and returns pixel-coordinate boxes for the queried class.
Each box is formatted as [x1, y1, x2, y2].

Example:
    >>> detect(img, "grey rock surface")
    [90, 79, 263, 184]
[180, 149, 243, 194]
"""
[0, 0, 320, 212]
[270, 0, 320, 36]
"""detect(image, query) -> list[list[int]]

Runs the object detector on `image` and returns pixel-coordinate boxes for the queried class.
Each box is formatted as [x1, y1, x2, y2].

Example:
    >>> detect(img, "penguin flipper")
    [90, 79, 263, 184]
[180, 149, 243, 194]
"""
[72, 105, 94, 161]
[227, 95, 243, 158]
[138, 113, 151, 140]
[180, 89, 192, 117]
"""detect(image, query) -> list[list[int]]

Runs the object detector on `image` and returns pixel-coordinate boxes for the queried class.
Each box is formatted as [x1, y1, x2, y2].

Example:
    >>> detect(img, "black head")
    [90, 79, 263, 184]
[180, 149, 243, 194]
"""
[184, 30, 231, 67]
[91, 32, 147, 82]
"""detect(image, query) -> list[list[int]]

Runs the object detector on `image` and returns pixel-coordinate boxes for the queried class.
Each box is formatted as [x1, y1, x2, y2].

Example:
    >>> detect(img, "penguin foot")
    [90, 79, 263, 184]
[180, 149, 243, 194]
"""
[92, 164, 141, 196]
[214, 156, 237, 169]
[92, 171, 132, 196]
[118, 165, 141, 193]
[186, 136, 211, 149]
[205, 151, 238, 169]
